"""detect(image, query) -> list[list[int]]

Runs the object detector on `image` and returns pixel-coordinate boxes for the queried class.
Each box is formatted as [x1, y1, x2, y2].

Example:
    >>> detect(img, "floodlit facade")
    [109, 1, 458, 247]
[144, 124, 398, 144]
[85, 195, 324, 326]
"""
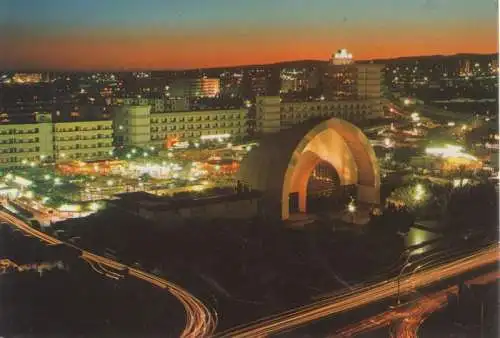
[0, 113, 114, 168]
[169, 77, 221, 98]
[112, 105, 248, 148]
[238, 118, 380, 220]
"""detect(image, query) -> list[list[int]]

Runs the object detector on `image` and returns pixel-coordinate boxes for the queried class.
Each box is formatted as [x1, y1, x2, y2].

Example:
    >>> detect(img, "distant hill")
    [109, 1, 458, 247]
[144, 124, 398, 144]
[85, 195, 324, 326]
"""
[2, 53, 497, 73]
[184, 53, 498, 72]
[360, 53, 498, 64]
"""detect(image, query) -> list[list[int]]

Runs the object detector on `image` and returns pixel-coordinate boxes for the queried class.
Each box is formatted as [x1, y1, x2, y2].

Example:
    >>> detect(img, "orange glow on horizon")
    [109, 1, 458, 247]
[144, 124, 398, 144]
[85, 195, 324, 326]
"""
[2, 23, 497, 70]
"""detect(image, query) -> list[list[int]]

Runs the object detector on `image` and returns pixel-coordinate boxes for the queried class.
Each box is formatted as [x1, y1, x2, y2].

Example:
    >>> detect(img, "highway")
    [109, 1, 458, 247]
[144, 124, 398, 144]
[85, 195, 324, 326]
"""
[394, 271, 499, 338]
[0, 210, 216, 338]
[216, 244, 499, 338]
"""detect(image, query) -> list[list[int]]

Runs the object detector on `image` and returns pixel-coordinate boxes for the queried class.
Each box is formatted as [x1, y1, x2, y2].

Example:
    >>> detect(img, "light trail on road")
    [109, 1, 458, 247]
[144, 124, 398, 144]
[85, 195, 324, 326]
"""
[328, 270, 500, 337]
[0, 210, 216, 338]
[395, 271, 500, 338]
[216, 244, 499, 338]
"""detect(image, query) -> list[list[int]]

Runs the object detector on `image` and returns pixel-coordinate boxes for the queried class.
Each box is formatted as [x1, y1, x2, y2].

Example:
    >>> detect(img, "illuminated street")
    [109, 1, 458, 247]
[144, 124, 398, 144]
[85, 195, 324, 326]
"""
[216, 244, 499, 338]
[333, 271, 499, 337]
[0, 211, 216, 338]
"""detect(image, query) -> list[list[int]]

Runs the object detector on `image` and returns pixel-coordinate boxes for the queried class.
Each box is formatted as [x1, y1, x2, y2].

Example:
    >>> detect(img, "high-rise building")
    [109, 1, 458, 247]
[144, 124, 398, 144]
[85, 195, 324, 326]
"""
[322, 49, 383, 101]
[323, 49, 357, 99]
[256, 49, 384, 134]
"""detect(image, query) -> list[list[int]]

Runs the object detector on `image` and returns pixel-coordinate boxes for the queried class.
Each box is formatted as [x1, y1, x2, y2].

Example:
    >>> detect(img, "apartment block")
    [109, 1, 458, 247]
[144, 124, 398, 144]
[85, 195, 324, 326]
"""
[112, 105, 248, 148]
[256, 96, 383, 134]
[0, 113, 114, 168]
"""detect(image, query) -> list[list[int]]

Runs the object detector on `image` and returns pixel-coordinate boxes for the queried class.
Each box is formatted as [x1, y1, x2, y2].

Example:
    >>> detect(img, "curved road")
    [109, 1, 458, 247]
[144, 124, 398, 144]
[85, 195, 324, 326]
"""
[0, 210, 216, 338]
[216, 244, 499, 338]
[394, 270, 500, 338]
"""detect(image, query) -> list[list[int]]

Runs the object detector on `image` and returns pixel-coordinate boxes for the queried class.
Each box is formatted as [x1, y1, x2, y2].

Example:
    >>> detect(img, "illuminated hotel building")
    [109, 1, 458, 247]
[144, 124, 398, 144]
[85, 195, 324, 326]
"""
[112, 105, 248, 148]
[0, 113, 114, 168]
[323, 49, 357, 99]
[256, 50, 384, 134]
[169, 77, 221, 98]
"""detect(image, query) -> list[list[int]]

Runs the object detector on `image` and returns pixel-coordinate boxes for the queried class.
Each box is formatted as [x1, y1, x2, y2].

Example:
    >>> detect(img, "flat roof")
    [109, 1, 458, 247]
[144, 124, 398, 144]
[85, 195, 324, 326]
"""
[113, 189, 261, 212]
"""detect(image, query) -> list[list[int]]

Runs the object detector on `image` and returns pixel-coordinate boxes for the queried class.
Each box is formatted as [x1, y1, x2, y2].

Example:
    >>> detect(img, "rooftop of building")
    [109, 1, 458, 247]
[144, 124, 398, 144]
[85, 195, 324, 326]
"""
[112, 189, 261, 212]
[0, 111, 111, 125]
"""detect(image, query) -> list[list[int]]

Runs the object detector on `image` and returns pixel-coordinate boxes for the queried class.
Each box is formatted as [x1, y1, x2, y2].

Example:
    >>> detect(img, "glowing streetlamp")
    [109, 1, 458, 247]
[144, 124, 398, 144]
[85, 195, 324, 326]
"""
[347, 199, 356, 223]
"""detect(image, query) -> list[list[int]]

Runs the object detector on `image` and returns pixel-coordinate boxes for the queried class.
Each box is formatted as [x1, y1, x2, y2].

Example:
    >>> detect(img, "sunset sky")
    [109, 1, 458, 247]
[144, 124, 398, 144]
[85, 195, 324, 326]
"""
[0, 0, 498, 70]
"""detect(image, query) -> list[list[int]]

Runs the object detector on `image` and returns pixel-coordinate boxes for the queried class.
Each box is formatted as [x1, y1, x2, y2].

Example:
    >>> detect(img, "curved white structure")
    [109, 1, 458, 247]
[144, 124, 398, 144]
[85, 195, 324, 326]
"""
[238, 118, 380, 220]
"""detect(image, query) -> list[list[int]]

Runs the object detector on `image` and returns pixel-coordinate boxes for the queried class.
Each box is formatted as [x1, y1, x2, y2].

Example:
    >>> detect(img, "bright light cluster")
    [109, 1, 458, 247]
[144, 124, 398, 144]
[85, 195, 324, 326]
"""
[128, 162, 182, 179]
[414, 184, 425, 201]
[425, 144, 478, 161]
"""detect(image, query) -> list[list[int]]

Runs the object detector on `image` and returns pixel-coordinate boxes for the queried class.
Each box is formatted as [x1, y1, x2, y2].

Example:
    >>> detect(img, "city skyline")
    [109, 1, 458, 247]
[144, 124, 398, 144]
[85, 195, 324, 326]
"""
[1, 0, 498, 70]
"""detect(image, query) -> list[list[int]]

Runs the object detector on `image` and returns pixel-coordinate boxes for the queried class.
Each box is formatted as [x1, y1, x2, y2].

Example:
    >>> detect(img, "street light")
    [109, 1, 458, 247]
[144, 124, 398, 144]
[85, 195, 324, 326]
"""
[347, 199, 356, 223]
[397, 258, 413, 305]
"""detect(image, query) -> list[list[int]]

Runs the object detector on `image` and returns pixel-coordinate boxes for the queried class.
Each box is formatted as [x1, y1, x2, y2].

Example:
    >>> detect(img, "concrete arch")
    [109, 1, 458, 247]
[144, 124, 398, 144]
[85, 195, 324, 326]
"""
[237, 118, 380, 220]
